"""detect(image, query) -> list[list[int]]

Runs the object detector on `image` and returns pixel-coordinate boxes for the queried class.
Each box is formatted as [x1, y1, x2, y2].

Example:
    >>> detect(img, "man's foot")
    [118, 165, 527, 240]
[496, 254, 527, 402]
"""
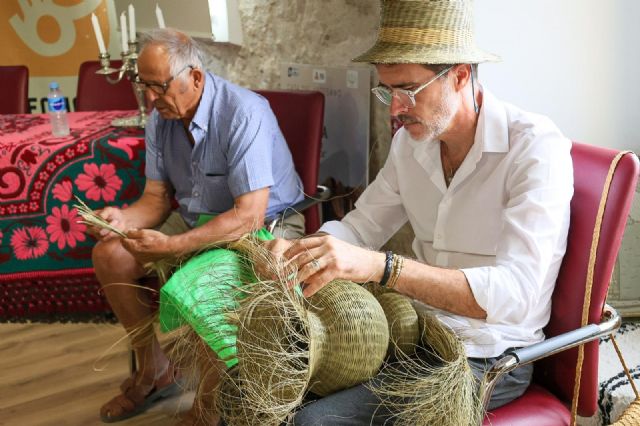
[100, 363, 183, 423]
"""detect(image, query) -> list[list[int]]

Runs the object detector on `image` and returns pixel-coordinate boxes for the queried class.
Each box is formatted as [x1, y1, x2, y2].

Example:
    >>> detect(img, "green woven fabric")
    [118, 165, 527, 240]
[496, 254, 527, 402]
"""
[159, 226, 273, 368]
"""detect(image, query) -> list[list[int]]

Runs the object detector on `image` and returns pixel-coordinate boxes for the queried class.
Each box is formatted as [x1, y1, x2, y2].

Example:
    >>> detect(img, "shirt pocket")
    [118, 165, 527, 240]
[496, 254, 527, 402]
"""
[201, 175, 235, 213]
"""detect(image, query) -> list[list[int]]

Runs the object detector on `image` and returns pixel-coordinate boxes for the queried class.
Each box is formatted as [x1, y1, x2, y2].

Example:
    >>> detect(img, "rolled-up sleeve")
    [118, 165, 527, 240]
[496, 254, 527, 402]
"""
[462, 135, 573, 325]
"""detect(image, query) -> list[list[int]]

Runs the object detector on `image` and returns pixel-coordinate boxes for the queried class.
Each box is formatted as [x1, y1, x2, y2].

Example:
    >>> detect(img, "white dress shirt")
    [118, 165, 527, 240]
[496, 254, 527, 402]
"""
[320, 89, 574, 358]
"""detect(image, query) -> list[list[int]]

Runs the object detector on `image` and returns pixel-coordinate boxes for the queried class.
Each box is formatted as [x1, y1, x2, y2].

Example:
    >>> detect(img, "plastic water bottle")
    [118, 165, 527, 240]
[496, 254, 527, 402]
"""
[47, 82, 70, 137]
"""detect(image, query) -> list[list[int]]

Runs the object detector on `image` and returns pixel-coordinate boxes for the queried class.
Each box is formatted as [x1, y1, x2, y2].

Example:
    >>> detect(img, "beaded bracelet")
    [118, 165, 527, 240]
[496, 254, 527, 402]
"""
[379, 250, 394, 287]
[387, 254, 404, 289]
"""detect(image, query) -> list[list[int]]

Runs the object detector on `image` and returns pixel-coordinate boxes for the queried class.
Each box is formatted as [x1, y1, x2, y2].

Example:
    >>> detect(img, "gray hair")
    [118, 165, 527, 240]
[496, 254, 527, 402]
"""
[139, 28, 204, 80]
[423, 63, 479, 78]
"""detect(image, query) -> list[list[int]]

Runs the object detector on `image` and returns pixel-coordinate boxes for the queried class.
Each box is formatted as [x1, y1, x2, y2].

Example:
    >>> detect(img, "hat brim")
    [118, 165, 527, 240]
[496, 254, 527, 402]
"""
[352, 41, 501, 64]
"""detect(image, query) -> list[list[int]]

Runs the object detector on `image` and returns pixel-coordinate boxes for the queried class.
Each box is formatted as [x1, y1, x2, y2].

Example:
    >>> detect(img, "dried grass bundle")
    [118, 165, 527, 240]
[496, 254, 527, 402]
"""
[371, 309, 484, 426]
[74, 196, 127, 238]
[74, 195, 179, 281]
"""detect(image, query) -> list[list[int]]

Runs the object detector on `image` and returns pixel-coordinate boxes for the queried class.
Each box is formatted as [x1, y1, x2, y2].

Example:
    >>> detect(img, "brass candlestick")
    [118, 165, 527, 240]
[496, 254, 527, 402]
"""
[96, 40, 147, 128]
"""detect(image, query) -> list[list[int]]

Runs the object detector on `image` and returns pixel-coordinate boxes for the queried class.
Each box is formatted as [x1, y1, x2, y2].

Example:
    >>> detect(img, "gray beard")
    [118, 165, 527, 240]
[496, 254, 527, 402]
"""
[401, 84, 459, 143]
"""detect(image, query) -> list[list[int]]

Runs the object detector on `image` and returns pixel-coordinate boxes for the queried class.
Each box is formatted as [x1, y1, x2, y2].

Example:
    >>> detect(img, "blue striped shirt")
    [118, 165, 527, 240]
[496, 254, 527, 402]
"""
[145, 71, 303, 226]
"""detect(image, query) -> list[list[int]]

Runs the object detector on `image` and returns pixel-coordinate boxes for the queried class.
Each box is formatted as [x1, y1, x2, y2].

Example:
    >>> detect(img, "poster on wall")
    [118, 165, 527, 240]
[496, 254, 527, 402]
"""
[280, 63, 371, 220]
[0, 0, 119, 113]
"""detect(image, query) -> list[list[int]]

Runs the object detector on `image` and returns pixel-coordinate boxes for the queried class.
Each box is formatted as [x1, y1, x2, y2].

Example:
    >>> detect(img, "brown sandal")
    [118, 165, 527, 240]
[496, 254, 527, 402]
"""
[100, 363, 183, 423]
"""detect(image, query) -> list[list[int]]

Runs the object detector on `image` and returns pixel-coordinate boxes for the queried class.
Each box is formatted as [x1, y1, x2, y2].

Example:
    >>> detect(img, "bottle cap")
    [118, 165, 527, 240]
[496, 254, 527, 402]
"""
[49, 82, 59, 90]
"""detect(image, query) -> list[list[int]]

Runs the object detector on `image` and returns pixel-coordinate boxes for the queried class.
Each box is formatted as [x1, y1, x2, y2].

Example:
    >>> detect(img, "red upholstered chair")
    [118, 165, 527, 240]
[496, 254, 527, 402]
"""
[0, 65, 29, 114]
[255, 90, 328, 234]
[481, 143, 639, 425]
[75, 60, 138, 111]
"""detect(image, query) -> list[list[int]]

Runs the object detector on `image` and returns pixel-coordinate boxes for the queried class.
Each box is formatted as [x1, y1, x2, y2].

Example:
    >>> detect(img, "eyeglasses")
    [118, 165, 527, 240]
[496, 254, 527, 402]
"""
[371, 66, 453, 108]
[134, 65, 194, 95]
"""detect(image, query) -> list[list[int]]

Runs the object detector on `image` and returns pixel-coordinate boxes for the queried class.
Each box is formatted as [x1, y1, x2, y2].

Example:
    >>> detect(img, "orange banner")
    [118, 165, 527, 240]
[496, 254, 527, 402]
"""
[1, 0, 110, 77]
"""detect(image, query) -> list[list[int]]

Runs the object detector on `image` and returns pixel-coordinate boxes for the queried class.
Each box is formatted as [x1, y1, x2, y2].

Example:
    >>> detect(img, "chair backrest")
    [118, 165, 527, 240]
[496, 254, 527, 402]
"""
[254, 90, 325, 233]
[75, 60, 138, 111]
[534, 142, 639, 416]
[0, 65, 29, 114]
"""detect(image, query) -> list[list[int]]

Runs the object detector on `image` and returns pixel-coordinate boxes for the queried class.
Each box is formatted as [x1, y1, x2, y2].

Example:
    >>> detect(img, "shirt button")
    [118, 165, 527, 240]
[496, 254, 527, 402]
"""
[435, 233, 443, 240]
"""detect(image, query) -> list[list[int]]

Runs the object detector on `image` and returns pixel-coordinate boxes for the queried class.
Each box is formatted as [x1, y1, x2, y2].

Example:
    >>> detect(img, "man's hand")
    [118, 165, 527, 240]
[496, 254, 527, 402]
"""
[86, 207, 128, 241]
[255, 238, 296, 280]
[121, 229, 176, 264]
[279, 235, 385, 297]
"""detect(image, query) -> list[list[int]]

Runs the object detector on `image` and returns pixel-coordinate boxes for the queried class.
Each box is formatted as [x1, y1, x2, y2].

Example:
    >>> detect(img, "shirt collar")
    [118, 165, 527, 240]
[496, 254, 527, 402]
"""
[407, 86, 510, 191]
[476, 88, 509, 153]
[189, 71, 214, 133]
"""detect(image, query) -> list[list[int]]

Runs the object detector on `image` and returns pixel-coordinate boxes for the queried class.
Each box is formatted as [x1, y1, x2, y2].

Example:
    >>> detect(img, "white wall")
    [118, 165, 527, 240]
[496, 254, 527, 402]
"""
[475, 0, 640, 152]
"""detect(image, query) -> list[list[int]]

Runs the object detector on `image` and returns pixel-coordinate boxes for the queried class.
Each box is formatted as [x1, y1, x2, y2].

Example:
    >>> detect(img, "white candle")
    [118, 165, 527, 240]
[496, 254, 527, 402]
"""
[90, 13, 107, 54]
[155, 3, 166, 29]
[128, 4, 136, 43]
[120, 12, 128, 52]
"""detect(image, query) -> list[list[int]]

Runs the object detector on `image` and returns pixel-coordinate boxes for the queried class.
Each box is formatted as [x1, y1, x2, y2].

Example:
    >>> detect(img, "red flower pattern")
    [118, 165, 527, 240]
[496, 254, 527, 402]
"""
[10, 226, 49, 260]
[46, 205, 86, 250]
[108, 137, 140, 160]
[75, 163, 122, 202]
[52, 179, 73, 202]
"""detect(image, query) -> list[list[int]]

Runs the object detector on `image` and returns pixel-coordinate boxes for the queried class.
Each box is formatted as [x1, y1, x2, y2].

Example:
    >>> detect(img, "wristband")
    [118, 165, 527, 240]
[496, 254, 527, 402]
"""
[379, 250, 394, 287]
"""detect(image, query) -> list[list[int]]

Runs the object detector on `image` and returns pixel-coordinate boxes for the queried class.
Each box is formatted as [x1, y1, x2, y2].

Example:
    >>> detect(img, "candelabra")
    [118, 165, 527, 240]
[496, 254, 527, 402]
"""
[96, 40, 147, 128]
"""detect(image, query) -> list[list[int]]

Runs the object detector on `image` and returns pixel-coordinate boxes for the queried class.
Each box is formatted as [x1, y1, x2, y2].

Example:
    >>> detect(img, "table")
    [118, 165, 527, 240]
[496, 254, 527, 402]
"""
[0, 111, 146, 321]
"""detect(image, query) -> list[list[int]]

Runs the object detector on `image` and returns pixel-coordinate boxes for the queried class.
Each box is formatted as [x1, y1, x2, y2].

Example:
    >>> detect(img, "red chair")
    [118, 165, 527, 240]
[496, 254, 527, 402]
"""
[255, 90, 328, 234]
[0, 65, 29, 114]
[75, 60, 138, 111]
[482, 143, 639, 425]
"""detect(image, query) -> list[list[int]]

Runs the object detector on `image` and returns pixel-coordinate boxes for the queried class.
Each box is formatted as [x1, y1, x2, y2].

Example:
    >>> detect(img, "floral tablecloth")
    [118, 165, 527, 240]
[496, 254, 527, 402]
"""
[0, 111, 146, 321]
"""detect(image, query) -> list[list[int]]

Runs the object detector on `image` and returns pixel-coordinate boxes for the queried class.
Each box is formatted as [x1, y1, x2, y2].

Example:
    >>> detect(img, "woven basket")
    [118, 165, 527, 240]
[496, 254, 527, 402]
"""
[375, 291, 420, 358]
[370, 309, 483, 426]
[219, 279, 389, 425]
[307, 280, 389, 396]
[612, 399, 640, 425]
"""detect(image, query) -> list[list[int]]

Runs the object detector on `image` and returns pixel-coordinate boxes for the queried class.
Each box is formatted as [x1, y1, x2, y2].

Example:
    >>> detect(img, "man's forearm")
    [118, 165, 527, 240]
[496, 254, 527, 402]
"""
[122, 192, 172, 230]
[393, 258, 487, 319]
[168, 207, 262, 256]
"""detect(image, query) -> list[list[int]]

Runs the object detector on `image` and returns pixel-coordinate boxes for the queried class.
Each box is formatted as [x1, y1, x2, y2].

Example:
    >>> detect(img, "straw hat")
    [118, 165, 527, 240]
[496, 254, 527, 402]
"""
[354, 0, 500, 64]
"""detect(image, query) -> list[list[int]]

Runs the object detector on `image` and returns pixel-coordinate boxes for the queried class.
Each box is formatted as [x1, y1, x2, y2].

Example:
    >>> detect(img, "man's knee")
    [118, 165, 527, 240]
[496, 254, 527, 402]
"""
[92, 239, 140, 280]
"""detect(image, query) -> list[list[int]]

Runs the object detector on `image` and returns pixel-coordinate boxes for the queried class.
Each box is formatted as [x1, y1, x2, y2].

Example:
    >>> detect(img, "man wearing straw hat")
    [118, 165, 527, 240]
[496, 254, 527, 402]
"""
[88, 29, 304, 423]
[267, 0, 573, 423]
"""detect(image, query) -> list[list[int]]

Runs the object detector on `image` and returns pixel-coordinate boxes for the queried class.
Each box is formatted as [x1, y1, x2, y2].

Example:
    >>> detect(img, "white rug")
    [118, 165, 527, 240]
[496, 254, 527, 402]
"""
[579, 321, 640, 425]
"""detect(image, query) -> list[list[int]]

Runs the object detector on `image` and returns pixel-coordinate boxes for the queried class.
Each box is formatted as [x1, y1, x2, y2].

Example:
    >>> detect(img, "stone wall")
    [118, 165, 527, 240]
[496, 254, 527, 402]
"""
[198, 0, 415, 254]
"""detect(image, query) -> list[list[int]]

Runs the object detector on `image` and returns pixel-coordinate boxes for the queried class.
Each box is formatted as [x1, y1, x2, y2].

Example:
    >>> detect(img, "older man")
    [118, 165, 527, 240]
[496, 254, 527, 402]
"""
[93, 29, 303, 423]
[265, 0, 574, 424]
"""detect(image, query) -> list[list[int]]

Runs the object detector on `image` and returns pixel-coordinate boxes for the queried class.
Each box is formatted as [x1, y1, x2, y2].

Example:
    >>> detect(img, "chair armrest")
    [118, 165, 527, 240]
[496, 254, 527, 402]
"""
[480, 304, 621, 413]
[267, 185, 332, 232]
